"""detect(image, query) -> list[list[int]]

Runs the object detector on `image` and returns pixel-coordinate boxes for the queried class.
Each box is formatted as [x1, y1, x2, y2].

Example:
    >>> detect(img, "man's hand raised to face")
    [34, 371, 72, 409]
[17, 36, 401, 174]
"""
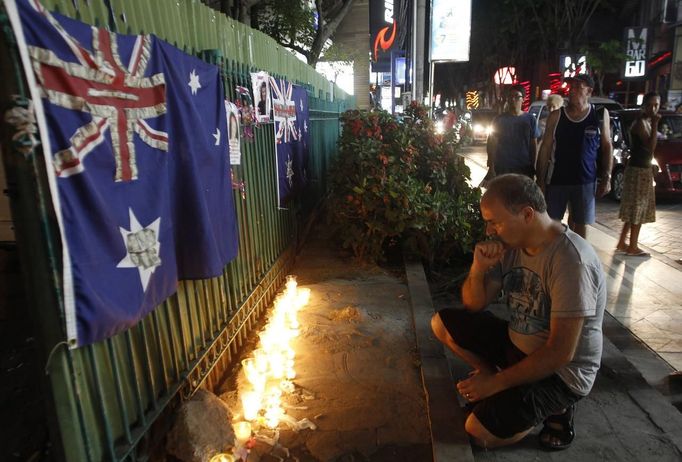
[472, 240, 505, 274]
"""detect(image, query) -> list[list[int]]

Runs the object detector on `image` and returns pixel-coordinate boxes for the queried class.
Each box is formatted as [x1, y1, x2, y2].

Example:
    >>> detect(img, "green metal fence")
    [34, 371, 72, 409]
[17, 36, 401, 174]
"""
[0, 1, 352, 460]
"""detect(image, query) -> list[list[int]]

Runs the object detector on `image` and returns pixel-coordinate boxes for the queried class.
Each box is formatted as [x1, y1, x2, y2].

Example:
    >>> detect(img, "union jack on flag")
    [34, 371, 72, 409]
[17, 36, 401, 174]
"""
[270, 77, 298, 144]
[7, 0, 239, 347]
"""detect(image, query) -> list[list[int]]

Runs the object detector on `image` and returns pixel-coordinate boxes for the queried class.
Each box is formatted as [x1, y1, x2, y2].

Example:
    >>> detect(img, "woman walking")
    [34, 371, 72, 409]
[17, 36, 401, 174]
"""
[616, 92, 660, 257]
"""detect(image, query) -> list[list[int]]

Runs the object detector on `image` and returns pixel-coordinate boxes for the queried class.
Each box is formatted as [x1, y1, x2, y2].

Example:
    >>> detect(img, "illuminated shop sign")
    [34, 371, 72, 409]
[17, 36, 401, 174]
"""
[370, 0, 400, 72]
[560, 55, 588, 78]
[624, 27, 648, 78]
[493, 67, 516, 85]
[430, 0, 471, 62]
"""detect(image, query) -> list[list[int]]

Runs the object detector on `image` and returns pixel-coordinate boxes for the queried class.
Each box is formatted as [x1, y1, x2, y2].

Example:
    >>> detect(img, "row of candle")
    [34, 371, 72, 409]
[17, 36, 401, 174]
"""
[232, 275, 310, 446]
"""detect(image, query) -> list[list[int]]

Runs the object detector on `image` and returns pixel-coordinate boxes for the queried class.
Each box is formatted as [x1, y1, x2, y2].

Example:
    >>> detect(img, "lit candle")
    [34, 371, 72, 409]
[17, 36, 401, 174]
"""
[286, 366, 296, 380]
[241, 391, 262, 421]
[209, 454, 235, 462]
[252, 348, 269, 372]
[259, 330, 277, 351]
[241, 358, 265, 390]
[264, 405, 283, 429]
[233, 421, 252, 444]
[285, 275, 297, 295]
[269, 352, 285, 379]
[264, 385, 282, 407]
[285, 347, 295, 360]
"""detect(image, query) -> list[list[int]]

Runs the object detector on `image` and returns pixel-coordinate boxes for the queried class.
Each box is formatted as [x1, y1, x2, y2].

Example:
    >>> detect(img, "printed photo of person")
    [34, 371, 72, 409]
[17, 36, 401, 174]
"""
[258, 82, 267, 115]
[251, 71, 271, 123]
[235, 86, 255, 140]
[225, 100, 241, 165]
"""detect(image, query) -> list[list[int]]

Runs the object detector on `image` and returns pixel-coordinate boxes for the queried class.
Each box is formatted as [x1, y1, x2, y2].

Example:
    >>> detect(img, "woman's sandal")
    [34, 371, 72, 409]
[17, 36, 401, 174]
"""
[539, 404, 575, 450]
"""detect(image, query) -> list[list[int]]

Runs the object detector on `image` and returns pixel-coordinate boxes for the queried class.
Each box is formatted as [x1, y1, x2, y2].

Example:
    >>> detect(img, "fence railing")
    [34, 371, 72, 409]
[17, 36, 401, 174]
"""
[0, 1, 352, 461]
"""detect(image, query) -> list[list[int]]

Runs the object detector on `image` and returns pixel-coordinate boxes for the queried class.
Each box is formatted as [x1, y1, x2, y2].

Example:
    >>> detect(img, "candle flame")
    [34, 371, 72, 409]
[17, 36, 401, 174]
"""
[236, 275, 310, 427]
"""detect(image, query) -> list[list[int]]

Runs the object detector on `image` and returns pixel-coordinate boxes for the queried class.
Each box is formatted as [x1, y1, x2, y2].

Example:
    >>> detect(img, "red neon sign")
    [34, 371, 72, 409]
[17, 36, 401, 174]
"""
[373, 20, 396, 62]
[649, 51, 671, 67]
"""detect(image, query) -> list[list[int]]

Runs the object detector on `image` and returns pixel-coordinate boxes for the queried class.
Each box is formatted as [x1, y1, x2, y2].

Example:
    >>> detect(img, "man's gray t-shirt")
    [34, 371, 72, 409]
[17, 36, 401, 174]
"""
[491, 226, 606, 396]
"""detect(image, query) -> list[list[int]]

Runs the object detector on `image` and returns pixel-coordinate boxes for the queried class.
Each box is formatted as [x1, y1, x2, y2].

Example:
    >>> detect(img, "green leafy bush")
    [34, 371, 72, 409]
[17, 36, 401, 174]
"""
[326, 102, 484, 263]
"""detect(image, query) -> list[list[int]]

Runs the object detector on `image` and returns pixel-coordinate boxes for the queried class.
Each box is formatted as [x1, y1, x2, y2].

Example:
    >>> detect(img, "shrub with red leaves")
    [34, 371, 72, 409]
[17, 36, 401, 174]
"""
[326, 105, 484, 263]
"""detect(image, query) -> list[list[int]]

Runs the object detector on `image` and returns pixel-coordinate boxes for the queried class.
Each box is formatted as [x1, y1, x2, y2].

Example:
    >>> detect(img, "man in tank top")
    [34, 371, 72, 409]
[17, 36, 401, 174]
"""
[536, 74, 613, 238]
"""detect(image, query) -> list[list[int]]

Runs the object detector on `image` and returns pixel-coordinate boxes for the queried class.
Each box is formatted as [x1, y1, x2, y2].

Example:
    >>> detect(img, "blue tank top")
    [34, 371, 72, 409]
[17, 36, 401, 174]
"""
[550, 106, 601, 185]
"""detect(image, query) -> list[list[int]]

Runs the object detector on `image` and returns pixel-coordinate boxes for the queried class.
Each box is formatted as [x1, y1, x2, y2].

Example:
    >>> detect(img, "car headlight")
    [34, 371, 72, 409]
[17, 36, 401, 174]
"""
[473, 124, 484, 133]
[486, 125, 493, 135]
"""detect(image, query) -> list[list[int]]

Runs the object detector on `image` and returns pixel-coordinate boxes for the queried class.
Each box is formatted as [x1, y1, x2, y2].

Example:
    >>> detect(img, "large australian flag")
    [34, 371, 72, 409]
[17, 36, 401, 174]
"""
[270, 78, 310, 207]
[7, 0, 239, 347]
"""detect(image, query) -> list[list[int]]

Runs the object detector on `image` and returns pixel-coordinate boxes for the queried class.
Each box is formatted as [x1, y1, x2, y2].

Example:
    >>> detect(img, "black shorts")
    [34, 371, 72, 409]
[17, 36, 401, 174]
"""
[438, 308, 581, 439]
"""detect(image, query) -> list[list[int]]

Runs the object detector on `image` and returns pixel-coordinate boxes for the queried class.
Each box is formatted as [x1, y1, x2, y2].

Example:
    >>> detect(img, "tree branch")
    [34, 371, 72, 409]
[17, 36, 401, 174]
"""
[324, 0, 345, 20]
[280, 39, 312, 61]
[307, 0, 354, 66]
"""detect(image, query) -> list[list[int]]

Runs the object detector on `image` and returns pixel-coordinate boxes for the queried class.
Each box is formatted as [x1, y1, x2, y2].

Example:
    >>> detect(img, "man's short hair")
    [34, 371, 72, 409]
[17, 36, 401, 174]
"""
[484, 174, 547, 213]
[642, 91, 660, 105]
[509, 85, 525, 97]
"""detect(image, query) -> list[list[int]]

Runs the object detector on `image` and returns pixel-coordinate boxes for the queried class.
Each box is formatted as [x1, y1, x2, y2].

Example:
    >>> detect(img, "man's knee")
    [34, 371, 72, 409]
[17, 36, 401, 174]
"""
[465, 413, 493, 447]
[464, 412, 531, 449]
[431, 312, 449, 343]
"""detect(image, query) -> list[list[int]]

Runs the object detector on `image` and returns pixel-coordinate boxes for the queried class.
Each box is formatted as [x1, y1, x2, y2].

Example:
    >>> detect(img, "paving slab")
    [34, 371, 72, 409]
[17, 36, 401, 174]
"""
[588, 223, 682, 373]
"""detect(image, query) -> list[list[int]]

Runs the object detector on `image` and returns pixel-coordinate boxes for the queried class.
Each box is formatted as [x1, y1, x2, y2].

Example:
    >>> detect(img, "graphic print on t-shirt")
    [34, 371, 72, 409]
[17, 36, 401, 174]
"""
[503, 267, 549, 335]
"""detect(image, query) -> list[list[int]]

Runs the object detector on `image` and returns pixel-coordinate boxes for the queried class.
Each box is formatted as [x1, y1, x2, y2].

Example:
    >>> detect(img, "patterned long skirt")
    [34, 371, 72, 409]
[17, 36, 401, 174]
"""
[619, 166, 656, 224]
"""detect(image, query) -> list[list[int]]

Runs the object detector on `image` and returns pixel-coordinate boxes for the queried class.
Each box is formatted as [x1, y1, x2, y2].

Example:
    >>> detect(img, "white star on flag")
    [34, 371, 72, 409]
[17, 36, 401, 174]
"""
[188, 69, 202, 95]
[117, 208, 162, 291]
[304, 120, 308, 133]
[299, 99, 303, 111]
[213, 127, 221, 145]
[286, 155, 294, 186]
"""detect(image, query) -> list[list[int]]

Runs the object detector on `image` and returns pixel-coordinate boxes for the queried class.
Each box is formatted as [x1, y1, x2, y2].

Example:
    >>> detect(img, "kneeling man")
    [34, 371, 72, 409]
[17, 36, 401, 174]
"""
[432, 174, 605, 450]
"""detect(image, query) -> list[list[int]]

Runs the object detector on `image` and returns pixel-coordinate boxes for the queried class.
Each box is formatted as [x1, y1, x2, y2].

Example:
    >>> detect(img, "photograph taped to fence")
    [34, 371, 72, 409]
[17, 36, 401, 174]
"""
[251, 71, 271, 123]
[226, 100, 241, 165]
[235, 85, 255, 140]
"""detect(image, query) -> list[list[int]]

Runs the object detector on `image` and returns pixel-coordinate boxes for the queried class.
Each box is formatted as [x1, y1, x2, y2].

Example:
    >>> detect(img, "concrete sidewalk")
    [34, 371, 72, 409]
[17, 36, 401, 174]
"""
[588, 222, 682, 377]
[277, 234, 432, 461]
